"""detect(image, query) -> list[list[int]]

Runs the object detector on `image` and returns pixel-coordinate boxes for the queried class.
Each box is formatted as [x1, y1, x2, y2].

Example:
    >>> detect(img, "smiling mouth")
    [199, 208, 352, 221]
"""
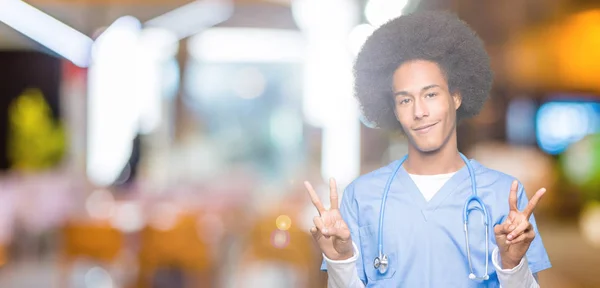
[413, 122, 439, 133]
[413, 122, 438, 131]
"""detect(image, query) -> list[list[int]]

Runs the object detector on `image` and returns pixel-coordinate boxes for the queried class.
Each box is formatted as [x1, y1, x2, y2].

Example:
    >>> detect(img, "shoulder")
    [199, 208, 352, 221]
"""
[471, 159, 521, 188]
[345, 160, 403, 199]
[470, 159, 527, 205]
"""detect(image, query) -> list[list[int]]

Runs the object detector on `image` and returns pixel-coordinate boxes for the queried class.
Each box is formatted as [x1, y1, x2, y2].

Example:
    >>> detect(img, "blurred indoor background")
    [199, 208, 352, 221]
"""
[0, 0, 599, 287]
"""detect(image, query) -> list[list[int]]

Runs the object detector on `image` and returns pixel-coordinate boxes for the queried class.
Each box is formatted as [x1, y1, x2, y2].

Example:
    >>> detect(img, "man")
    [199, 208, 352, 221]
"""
[304, 11, 551, 287]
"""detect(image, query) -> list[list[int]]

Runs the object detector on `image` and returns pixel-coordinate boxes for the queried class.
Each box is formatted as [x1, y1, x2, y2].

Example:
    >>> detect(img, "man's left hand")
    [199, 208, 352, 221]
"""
[494, 180, 546, 269]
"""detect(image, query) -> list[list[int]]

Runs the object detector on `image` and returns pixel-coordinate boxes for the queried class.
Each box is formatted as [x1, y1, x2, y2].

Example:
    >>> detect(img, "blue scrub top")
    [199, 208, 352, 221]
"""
[320, 158, 552, 287]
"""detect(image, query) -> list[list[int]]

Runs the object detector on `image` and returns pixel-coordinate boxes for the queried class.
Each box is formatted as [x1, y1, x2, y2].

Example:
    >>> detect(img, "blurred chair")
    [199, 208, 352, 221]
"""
[60, 220, 124, 287]
[136, 212, 213, 288]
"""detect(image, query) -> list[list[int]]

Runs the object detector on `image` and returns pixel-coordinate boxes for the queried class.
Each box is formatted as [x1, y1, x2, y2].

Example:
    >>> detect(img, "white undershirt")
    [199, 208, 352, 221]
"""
[408, 172, 456, 201]
[323, 173, 539, 288]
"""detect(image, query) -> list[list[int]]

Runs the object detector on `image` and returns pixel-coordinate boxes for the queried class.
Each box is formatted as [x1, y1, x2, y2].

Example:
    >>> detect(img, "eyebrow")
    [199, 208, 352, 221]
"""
[393, 84, 440, 97]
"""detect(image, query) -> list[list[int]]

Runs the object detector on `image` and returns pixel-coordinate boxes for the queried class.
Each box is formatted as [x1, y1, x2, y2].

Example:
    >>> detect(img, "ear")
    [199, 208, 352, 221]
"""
[452, 92, 462, 110]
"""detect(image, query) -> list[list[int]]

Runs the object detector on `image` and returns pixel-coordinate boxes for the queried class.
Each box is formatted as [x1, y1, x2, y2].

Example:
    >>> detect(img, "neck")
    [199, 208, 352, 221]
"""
[404, 132, 464, 175]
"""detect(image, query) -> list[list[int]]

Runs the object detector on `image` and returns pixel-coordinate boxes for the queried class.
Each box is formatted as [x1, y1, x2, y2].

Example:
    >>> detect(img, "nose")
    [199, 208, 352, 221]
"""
[413, 98, 429, 119]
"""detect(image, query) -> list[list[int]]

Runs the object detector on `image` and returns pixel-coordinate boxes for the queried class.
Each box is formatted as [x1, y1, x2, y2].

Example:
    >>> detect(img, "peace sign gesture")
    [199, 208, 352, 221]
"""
[305, 178, 354, 261]
[494, 180, 547, 269]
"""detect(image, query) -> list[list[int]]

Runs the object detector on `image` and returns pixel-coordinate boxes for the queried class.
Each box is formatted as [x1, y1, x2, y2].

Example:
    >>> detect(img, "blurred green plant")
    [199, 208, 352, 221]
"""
[560, 133, 600, 202]
[7, 88, 66, 171]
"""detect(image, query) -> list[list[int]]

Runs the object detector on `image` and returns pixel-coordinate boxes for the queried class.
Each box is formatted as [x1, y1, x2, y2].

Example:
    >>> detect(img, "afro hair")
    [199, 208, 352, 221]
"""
[354, 10, 493, 130]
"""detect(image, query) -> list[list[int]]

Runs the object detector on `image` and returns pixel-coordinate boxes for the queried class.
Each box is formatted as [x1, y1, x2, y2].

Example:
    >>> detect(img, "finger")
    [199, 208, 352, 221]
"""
[310, 226, 323, 241]
[507, 221, 531, 241]
[329, 178, 339, 210]
[506, 210, 519, 225]
[523, 188, 547, 218]
[506, 232, 528, 245]
[494, 223, 512, 235]
[313, 216, 327, 235]
[305, 181, 326, 215]
[508, 180, 519, 212]
[334, 221, 351, 240]
[313, 216, 333, 239]
[504, 212, 519, 230]
[506, 230, 534, 245]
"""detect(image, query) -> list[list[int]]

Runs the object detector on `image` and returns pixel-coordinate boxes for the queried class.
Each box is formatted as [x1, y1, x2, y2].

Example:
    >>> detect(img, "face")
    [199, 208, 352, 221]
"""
[392, 60, 462, 153]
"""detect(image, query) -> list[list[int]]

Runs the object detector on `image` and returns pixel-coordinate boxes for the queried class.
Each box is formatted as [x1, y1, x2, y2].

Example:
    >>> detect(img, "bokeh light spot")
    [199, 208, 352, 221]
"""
[276, 214, 292, 231]
[271, 230, 290, 249]
[85, 189, 115, 220]
[580, 201, 600, 248]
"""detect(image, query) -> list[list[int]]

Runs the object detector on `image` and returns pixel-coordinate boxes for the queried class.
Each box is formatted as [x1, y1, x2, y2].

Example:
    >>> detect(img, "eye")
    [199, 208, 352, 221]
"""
[398, 98, 411, 105]
[425, 92, 437, 98]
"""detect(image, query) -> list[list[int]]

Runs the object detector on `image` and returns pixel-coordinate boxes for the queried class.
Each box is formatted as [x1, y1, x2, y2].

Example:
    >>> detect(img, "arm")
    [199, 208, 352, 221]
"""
[324, 241, 366, 288]
[317, 182, 367, 285]
[494, 180, 552, 287]
[493, 246, 539, 288]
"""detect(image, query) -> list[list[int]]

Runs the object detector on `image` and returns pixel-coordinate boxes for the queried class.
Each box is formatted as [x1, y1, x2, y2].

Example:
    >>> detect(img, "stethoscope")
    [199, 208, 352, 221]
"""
[373, 153, 490, 281]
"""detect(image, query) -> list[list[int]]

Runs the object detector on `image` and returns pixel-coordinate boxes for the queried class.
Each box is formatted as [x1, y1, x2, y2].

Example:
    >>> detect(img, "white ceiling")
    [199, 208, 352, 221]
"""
[0, 2, 192, 49]
[0, 0, 300, 51]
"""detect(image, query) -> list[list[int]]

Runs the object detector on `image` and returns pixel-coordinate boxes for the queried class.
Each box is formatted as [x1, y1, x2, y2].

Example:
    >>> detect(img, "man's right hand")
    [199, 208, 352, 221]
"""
[305, 178, 354, 261]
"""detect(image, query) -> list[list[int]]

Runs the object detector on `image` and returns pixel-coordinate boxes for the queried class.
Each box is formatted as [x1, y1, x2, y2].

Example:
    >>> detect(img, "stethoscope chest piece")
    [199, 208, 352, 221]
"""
[373, 254, 389, 274]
